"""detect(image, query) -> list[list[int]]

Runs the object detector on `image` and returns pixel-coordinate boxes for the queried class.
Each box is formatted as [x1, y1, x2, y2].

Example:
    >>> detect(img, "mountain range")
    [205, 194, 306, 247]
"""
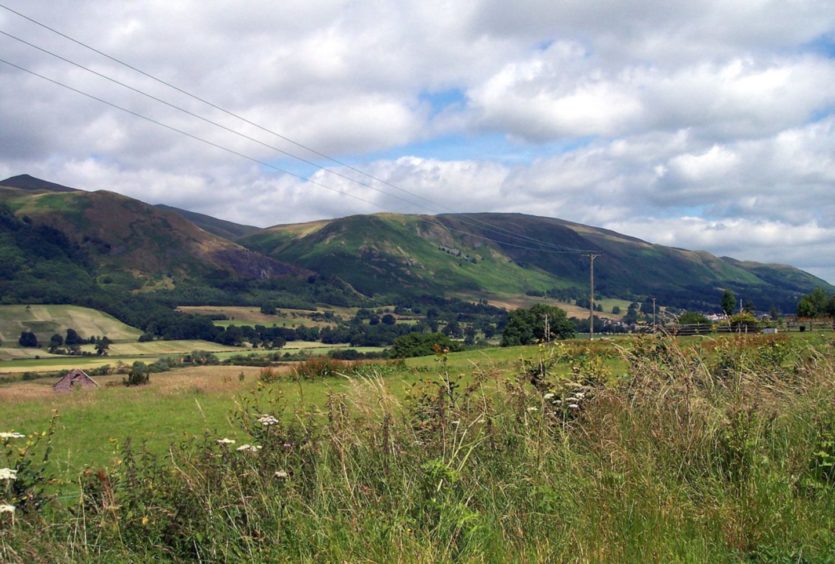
[1, 174, 830, 312]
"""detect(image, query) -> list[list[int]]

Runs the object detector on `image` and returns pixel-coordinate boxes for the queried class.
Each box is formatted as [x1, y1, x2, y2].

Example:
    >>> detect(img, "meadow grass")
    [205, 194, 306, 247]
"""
[1, 334, 833, 561]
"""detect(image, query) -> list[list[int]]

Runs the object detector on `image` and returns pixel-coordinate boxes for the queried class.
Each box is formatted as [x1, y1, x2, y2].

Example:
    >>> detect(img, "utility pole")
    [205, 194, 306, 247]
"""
[587, 253, 600, 340]
[652, 297, 657, 333]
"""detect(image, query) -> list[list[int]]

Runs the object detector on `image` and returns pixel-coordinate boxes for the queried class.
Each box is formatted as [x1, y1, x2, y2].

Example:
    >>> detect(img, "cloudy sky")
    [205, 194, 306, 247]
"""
[1, 1, 834, 282]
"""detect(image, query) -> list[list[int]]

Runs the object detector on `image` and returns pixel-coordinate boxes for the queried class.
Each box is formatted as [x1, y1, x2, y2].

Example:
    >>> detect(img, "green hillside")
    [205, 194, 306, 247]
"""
[243, 212, 832, 311]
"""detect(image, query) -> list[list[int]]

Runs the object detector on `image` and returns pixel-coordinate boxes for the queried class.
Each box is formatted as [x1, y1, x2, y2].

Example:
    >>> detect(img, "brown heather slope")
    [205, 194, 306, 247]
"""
[0, 179, 308, 283]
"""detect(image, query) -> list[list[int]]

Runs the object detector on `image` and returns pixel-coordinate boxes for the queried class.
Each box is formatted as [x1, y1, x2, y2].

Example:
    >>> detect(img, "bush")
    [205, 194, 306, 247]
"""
[389, 332, 457, 358]
[124, 361, 150, 386]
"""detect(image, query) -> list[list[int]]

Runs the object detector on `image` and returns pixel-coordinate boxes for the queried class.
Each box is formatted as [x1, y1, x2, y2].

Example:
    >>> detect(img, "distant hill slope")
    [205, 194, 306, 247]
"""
[242, 212, 832, 311]
[155, 204, 261, 240]
[1, 174, 829, 312]
[0, 177, 307, 285]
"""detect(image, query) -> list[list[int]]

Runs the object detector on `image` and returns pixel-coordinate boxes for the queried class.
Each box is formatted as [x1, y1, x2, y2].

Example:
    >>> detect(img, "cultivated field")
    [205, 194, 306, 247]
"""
[0, 304, 142, 348]
[177, 305, 358, 328]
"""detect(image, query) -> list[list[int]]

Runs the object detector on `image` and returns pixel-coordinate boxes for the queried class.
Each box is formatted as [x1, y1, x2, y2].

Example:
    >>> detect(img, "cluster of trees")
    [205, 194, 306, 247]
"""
[501, 304, 575, 346]
[389, 332, 459, 358]
[18, 327, 111, 355]
[797, 288, 835, 319]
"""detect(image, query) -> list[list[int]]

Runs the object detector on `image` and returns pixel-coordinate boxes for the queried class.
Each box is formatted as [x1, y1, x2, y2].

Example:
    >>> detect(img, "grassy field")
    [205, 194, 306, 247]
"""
[2, 332, 833, 561]
[177, 305, 357, 328]
[479, 293, 625, 320]
[8, 333, 825, 475]
[0, 304, 142, 349]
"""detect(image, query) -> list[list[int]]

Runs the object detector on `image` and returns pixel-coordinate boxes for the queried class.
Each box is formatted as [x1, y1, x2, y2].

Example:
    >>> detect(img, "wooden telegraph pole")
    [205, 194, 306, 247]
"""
[587, 254, 600, 340]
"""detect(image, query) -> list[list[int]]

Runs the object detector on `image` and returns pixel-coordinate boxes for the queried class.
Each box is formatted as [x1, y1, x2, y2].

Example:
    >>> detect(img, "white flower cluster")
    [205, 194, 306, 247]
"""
[545, 387, 591, 411]
[216, 438, 236, 445]
[258, 415, 279, 427]
[0, 468, 17, 481]
[0, 432, 25, 440]
[0, 504, 14, 514]
[236, 444, 262, 453]
[274, 470, 289, 479]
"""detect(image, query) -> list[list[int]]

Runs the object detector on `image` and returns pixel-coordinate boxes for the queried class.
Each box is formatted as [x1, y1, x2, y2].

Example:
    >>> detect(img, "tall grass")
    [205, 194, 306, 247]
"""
[2, 336, 834, 561]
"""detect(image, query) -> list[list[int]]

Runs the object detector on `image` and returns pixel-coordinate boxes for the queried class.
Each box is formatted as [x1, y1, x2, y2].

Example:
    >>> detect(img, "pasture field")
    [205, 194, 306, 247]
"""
[0, 304, 142, 347]
[2, 331, 833, 561]
[479, 293, 625, 320]
[4, 332, 829, 476]
[177, 304, 359, 328]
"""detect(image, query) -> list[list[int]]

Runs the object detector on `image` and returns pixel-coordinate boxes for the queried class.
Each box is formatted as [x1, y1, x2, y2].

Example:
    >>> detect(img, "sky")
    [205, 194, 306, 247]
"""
[0, 0, 834, 282]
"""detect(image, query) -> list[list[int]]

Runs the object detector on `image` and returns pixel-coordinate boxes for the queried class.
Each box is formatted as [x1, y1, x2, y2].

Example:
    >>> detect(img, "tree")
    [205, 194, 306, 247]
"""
[389, 332, 455, 358]
[381, 314, 396, 326]
[612, 305, 621, 315]
[623, 303, 640, 325]
[720, 289, 737, 317]
[442, 320, 463, 338]
[65, 328, 83, 346]
[49, 333, 64, 350]
[501, 304, 574, 346]
[95, 336, 112, 356]
[260, 304, 277, 315]
[678, 311, 709, 325]
[18, 331, 38, 348]
[797, 288, 830, 318]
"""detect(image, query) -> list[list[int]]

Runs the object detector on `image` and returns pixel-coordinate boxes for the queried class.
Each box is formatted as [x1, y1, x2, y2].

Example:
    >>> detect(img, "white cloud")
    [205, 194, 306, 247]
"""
[0, 0, 833, 282]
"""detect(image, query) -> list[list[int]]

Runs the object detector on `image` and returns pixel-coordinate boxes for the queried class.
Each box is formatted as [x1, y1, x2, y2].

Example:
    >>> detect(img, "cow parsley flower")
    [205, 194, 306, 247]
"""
[568, 403, 580, 410]
[0, 504, 14, 514]
[543, 393, 555, 400]
[216, 438, 236, 445]
[258, 415, 279, 427]
[0, 468, 17, 481]
[527, 407, 538, 412]
[236, 444, 262, 453]
[0, 432, 25, 440]
[274, 470, 289, 479]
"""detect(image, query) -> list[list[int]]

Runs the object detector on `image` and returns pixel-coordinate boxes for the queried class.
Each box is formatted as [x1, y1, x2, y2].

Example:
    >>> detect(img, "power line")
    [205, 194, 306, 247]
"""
[0, 3, 600, 256]
[0, 56, 599, 258]
[0, 57, 381, 210]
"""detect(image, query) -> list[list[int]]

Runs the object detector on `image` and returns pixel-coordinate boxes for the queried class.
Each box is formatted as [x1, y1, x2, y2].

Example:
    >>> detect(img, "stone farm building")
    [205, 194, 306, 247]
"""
[53, 369, 98, 392]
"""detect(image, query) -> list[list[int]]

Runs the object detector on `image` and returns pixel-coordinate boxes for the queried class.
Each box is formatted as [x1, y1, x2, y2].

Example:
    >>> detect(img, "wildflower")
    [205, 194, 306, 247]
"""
[574, 392, 586, 399]
[274, 470, 289, 479]
[568, 403, 580, 410]
[258, 415, 279, 427]
[543, 393, 555, 400]
[527, 407, 538, 412]
[0, 432, 25, 440]
[0, 504, 14, 514]
[0, 468, 17, 481]
[283, 442, 292, 449]
[451, 420, 460, 426]
[236, 444, 262, 453]
[216, 438, 236, 445]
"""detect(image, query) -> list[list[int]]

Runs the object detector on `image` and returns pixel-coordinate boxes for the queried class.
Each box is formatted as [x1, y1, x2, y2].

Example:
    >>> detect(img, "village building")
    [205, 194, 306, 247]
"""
[53, 369, 98, 392]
